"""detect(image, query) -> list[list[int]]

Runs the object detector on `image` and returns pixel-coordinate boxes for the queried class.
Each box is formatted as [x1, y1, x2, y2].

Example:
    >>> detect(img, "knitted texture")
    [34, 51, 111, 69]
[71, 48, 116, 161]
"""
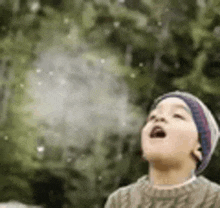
[149, 91, 219, 175]
[104, 175, 220, 208]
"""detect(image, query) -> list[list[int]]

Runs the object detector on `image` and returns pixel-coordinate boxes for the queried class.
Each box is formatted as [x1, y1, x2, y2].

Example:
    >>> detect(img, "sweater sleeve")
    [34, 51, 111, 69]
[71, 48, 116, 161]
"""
[213, 190, 220, 208]
[104, 191, 117, 208]
[209, 182, 220, 208]
[104, 183, 138, 208]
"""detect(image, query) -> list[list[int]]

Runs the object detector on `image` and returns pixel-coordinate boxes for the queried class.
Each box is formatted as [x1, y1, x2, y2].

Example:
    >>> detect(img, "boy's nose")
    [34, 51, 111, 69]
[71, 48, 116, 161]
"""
[155, 116, 166, 122]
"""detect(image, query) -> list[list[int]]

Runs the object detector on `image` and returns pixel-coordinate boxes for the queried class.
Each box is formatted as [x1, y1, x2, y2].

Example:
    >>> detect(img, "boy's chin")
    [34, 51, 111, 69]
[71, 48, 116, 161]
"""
[147, 156, 182, 168]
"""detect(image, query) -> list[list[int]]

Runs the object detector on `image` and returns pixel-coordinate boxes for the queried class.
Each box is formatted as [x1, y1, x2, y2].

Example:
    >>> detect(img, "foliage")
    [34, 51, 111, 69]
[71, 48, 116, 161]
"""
[0, 0, 43, 204]
[70, 0, 220, 106]
[1, 0, 220, 207]
[64, 0, 220, 206]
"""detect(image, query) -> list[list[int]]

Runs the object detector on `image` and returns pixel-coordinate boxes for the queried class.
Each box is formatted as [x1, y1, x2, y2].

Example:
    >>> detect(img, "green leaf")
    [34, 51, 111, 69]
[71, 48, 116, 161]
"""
[82, 2, 97, 29]
[117, 28, 157, 50]
[197, 7, 216, 28]
[201, 76, 220, 95]
[190, 21, 213, 49]
[209, 0, 220, 15]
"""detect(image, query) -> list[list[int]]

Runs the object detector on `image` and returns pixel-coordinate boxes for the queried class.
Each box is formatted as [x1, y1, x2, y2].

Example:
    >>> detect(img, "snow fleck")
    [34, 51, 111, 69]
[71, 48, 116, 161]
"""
[30, 1, 40, 13]
[114, 22, 120, 28]
[130, 73, 136, 78]
[49, 71, 54, 76]
[38, 82, 42, 86]
[139, 63, 144, 67]
[20, 84, 24, 88]
[158, 21, 162, 26]
[37, 146, 45, 152]
[214, 26, 220, 37]
[101, 59, 105, 64]
[60, 79, 66, 85]
[104, 29, 111, 35]
[4, 136, 8, 141]
[67, 157, 72, 163]
[64, 18, 69, 24]
[117, 153, 123, 161]
[175, 62, 180, 69]
[36, 68, 42, 73]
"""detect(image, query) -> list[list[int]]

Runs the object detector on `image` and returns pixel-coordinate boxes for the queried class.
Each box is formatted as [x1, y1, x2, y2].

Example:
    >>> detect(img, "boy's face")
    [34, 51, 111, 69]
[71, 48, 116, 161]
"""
[141, 97, 199, 167]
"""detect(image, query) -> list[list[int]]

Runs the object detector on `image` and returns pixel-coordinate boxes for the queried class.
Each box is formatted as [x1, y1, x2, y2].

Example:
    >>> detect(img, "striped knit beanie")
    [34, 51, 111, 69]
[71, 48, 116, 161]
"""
[150, 91, 219, 176]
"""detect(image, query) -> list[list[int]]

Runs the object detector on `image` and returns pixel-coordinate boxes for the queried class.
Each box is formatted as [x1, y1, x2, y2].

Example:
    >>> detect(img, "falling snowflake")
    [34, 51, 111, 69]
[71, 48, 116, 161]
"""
[101, 59, 105, 64]
[175, 62, 180, 69]
[113, 22, 120, 28]
[4, 136, 8, 141]
[36, 68, 42, 73]
[38, 82, 42, 86]
[64, 18, 69, 24]
[37, 146, 45, 152]
[117, 153, 123, 161]
[122, 122, 126, 126]
[67, 157, 72, 163]
[60, 79, 66, 85]
[20, 84, 24, 88]
[139, 63, 144, 67]
[104, 29, 111, 35]
[49, 71, 54, 76]
[130, 73, 136, 78]
[30, 1, 40, 13]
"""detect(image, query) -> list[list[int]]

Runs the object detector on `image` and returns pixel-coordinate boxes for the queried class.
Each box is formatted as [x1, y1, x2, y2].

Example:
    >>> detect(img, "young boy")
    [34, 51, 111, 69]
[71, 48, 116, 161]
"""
[105, 91, 220, 208]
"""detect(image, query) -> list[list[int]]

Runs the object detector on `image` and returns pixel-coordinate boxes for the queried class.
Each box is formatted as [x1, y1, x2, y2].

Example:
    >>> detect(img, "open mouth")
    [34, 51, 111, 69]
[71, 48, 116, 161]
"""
[149, 125, 166, 138]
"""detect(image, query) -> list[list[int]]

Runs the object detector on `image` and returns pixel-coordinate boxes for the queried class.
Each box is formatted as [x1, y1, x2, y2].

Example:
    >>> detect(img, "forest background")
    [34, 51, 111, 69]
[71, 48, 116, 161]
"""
[1, 0, 220, 207]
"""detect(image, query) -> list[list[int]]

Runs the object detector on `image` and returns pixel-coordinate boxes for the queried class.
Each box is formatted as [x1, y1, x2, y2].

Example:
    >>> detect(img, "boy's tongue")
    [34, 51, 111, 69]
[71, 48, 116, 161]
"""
[150, 126, 166, 138]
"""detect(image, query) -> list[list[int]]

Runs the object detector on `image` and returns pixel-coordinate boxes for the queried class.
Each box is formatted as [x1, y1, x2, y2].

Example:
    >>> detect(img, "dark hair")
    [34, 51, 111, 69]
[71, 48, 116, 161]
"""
[191, 151, 202, 170]
[192, 134, 203, 171]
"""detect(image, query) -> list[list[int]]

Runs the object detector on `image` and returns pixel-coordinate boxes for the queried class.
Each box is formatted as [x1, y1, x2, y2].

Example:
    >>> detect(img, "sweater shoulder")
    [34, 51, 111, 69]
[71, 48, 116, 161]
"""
[107, 175, 146, 206]
[209, 180, 220, 192]
[110, 180, 139, 198]
[200, 176, 220, 193]
[200, 177, 220, 208]
[112, 175, 146, 196]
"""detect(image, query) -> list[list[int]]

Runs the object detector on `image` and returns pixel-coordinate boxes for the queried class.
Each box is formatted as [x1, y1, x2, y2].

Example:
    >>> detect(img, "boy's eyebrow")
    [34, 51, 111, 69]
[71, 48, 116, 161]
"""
[173, 104, 192, 115]
[156, 104, 192, 115]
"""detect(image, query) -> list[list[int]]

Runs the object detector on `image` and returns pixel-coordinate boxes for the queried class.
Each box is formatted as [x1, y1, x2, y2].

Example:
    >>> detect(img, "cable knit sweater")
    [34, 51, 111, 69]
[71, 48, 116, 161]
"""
[104, 175, 220, 208]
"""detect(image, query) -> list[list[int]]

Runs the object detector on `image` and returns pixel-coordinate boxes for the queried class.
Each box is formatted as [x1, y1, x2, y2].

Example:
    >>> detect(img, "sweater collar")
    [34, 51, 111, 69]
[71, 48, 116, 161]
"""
[137, 175, 209, 198]
[152, 174, 197, 190]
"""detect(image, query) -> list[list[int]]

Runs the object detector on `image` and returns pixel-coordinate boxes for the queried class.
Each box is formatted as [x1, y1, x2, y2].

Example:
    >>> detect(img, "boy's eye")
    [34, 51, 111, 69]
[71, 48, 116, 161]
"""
[173, 114, 184, 119]
[148, 115, 155, 120]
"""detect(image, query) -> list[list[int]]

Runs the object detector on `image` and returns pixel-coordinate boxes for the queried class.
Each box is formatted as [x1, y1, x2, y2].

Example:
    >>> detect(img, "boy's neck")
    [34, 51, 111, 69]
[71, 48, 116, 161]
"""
[149, 163, 196, 187]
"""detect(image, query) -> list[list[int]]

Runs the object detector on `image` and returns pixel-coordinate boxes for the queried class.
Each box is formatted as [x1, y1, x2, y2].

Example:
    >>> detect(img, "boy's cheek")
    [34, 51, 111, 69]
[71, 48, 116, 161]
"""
[141, 127, 149, 139]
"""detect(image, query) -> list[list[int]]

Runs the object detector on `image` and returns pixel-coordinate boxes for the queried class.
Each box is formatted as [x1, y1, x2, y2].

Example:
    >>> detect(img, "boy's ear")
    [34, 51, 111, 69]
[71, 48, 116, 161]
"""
[193, 143, 203, 161]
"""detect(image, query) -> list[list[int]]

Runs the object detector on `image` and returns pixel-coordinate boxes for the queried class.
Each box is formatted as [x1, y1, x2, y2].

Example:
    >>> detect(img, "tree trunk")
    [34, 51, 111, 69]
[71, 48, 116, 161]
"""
[125, 44, 133, 66]
[0, 59, 12, 125]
